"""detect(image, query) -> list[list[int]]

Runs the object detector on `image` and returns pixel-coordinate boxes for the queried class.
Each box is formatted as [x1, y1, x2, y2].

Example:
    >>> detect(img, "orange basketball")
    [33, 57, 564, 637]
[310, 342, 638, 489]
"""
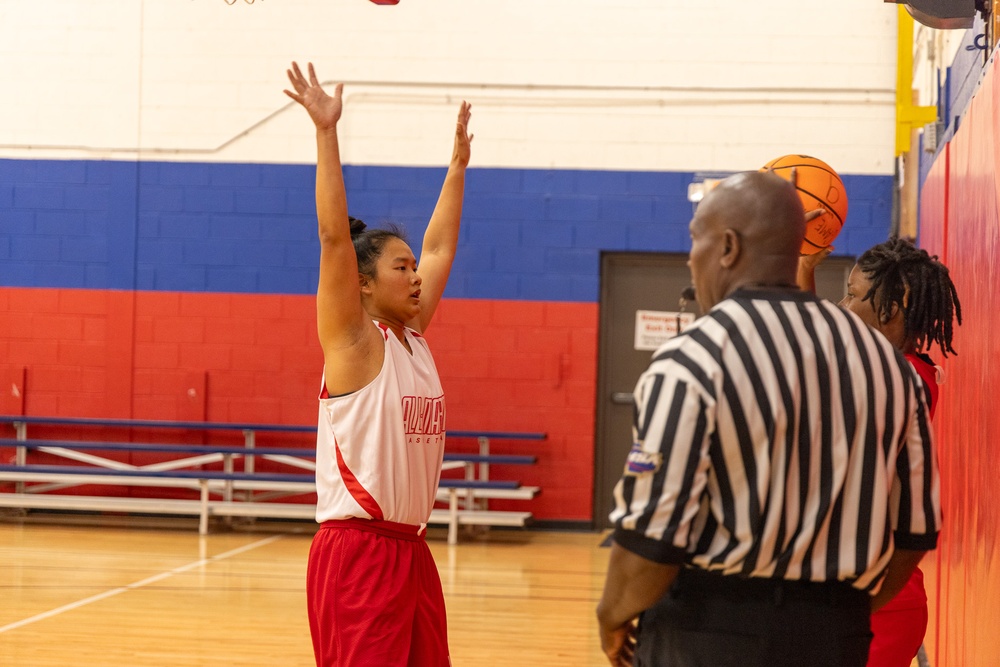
[761, 155, 848, 255]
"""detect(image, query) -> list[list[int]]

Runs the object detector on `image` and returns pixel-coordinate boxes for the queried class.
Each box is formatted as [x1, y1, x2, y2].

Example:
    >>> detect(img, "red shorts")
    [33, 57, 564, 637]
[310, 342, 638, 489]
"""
[867, 568, 928, 667]
[307, 518, 450, 667]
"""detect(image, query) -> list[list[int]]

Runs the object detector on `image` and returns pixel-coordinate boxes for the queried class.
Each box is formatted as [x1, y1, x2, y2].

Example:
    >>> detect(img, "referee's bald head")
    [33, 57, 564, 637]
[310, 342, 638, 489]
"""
[687, 171, 805, 310]
[708, 171, 806, 257]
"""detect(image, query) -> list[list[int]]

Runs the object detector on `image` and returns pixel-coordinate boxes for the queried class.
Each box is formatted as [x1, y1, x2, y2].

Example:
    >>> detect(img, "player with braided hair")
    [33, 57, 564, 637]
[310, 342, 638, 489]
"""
[799, 236, 962, 667]
[850, 237, 961, 358]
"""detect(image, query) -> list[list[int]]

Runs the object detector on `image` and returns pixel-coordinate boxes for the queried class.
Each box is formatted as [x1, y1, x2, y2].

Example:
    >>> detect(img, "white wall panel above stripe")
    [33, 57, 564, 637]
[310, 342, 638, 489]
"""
[0, 1, 143, 154]
[0, 0, 898, 174]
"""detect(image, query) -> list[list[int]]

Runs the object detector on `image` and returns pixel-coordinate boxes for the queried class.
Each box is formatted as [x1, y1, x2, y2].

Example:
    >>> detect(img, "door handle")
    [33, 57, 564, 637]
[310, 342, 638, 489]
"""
[610, 392, 634, 405]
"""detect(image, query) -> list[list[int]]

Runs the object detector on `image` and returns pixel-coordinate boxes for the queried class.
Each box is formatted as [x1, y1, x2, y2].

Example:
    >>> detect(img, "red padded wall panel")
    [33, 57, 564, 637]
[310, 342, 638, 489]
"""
[918, 150, 949, 667]
[918, 59, 1000, 667]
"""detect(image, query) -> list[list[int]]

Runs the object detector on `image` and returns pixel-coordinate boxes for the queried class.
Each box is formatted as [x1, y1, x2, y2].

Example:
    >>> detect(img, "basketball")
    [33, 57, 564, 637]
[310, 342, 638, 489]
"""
[762, 154, 848, 255]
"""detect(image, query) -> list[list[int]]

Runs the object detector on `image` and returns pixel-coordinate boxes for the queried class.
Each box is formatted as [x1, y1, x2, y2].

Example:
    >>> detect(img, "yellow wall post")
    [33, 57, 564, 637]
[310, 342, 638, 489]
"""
[896, 6, 939, 156]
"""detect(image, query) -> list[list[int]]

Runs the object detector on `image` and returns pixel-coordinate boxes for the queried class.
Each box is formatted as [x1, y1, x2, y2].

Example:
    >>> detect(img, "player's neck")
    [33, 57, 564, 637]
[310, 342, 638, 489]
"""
[373, 316, 411, 350]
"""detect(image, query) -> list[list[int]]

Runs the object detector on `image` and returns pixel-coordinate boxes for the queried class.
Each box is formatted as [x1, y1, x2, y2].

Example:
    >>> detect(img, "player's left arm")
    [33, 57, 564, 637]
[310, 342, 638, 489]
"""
[408, 101, 472, 333]
[597, 543, 679, 666]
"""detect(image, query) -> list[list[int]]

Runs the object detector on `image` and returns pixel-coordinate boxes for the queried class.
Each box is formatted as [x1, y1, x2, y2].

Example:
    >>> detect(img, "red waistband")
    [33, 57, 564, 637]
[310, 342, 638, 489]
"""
[320, 517, 425, 541]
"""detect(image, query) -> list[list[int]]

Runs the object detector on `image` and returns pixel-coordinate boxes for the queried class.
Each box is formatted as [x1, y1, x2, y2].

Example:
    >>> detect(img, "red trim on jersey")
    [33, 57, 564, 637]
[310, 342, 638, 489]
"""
[319, 381, 329, 400]
[376, 322, 390, 340]
[905, 353, 939, 418]
[334, 436, 384, 520]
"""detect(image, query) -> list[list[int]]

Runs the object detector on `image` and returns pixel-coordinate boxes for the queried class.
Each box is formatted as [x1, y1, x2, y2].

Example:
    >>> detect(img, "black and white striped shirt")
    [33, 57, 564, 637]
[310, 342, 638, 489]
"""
[611, 287, 940, 590]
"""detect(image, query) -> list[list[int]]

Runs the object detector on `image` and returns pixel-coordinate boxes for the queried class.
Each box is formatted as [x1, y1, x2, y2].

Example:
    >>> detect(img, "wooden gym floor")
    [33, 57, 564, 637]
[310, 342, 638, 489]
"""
[0, 517, 611, 666]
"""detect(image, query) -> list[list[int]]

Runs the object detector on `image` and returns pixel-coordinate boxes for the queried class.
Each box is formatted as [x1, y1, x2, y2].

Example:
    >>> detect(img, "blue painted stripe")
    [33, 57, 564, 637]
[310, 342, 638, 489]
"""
[1, 158, 893, 302]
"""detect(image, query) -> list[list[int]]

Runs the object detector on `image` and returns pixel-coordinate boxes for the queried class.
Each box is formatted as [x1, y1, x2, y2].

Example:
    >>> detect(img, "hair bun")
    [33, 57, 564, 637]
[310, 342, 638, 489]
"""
[348, 216, 367, 238]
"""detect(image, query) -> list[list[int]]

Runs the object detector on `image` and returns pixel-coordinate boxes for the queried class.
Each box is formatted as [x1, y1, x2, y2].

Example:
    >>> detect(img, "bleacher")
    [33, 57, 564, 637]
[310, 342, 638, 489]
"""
[0, 416, 544, 544]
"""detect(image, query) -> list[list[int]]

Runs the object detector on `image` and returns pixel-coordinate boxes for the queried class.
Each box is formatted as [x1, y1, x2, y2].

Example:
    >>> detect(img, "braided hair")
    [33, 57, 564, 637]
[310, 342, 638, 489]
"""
[856, 237, 962, 357]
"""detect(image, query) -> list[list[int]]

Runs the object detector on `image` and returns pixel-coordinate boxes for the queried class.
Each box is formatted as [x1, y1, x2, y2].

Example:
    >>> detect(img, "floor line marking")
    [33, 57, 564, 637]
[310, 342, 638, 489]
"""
[0, 534, 284, 635]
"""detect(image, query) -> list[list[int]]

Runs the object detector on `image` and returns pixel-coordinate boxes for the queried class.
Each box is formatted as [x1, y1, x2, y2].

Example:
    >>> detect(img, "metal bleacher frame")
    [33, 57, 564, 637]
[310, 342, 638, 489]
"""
[0, 416, 544, 545]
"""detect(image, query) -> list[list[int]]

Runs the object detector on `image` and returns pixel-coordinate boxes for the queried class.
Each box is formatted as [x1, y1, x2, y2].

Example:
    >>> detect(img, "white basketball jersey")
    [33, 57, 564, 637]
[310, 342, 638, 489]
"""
[315, 322, 446, 525]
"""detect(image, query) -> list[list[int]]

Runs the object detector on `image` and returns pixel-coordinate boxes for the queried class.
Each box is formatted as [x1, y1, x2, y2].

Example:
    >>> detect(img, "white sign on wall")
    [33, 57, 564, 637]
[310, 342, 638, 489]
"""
[634, 310, 696, 351]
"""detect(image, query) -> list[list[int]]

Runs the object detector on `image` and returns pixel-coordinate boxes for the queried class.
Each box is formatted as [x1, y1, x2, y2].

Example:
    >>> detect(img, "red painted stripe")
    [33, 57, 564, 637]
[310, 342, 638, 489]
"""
[333, 435, 383, 520]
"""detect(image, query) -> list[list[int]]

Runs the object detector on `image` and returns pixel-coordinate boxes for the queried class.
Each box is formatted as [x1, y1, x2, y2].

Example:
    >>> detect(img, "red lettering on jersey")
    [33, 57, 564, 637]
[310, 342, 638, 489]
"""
[400, 394, 446, 436]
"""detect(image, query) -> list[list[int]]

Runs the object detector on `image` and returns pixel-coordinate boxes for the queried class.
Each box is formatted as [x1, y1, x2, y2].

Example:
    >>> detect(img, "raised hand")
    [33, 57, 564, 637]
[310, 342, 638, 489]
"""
[799, 242, 833, 269]
[796, 240, 833, 293]
[284, 61, 343, 132]
[451, 101, 473, 168]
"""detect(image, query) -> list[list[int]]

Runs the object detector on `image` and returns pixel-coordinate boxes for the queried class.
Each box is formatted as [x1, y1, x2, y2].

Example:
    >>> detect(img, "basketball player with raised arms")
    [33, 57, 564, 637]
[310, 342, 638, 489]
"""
[284, 61, 471, 667]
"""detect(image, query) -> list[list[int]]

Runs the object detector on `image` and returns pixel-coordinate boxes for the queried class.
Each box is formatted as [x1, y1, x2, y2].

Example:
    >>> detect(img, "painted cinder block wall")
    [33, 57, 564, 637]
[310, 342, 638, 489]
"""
[1, 0, 899, 523]
[0, 158, 892, 520]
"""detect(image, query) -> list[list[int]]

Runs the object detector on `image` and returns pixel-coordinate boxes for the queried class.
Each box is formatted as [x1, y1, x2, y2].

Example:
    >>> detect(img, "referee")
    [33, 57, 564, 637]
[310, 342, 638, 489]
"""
[596, 171, 940, 667]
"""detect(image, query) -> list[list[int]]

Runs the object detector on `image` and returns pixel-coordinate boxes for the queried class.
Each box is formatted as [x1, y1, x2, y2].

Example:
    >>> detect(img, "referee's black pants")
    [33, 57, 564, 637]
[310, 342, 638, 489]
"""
[634, 568, 873, 667]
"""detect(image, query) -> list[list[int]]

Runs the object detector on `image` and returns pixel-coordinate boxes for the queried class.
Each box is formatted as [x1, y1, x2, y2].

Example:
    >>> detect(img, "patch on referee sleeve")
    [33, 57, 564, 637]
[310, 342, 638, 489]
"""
[624, 444, 662, 476]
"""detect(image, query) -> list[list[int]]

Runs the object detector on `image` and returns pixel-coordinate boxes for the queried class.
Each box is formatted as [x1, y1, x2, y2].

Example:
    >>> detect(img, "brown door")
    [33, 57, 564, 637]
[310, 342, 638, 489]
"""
[593, 252, 694, 529]
[811, 257, 855, 304]
[592, 252, 854, 529]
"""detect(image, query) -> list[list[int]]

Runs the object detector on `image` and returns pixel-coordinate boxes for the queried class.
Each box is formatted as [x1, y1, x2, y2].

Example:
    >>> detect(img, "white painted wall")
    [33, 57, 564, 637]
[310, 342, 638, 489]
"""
[0, 0, 898, 174]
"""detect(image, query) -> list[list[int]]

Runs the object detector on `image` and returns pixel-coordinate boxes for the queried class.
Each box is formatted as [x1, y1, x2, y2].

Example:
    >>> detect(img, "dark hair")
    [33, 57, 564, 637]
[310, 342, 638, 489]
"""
[856, 237, 962, 357]
[349, 217, 409, 280]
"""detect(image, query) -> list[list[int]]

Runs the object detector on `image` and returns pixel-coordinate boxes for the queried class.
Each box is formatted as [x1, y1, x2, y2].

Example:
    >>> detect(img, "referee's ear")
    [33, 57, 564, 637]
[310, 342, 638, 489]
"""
[721, 229, 741, 268]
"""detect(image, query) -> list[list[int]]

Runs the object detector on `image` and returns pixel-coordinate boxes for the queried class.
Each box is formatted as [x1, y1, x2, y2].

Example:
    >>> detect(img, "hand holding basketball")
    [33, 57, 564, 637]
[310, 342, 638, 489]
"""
[284, 62, 343, 131]
[762, 155, 848, 255]
[799, 245, 834, 271]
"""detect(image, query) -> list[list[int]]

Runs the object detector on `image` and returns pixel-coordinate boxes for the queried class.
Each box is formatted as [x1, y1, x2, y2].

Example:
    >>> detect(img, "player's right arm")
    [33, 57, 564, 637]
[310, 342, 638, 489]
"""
[796, 242, 832, 294]
[285, 62, 381, 394]
[778, 166, 830, 295]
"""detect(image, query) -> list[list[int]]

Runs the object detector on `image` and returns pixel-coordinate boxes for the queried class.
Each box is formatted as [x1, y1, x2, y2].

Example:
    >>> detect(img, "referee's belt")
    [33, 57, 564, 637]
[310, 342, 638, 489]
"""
[673, 568, 870, 608]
